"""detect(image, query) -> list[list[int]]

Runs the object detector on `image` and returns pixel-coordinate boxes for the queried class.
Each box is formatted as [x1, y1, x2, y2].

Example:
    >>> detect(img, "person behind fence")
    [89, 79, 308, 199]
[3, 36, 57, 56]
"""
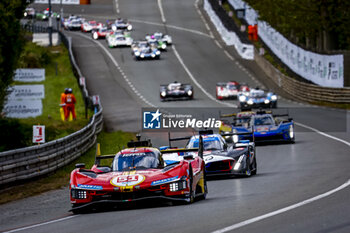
[64, 88, 77, 121]
[60, 88, 69, 121]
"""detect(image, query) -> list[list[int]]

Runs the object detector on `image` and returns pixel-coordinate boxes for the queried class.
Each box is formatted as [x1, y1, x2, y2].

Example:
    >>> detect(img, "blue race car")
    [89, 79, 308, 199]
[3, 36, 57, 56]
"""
[131, 41, 160, 60]
[221, 110, 295, 144]
[238, 88, 277, 109]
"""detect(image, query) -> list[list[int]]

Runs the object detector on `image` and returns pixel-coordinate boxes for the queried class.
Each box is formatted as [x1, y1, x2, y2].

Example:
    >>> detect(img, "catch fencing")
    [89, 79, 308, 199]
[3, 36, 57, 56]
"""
[0, 28, 103, 186]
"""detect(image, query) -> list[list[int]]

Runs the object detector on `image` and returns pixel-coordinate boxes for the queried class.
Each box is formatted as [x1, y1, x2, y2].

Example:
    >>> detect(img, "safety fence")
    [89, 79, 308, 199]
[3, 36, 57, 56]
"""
[206, 0, 350, 103]
[0, 29, 103, 186]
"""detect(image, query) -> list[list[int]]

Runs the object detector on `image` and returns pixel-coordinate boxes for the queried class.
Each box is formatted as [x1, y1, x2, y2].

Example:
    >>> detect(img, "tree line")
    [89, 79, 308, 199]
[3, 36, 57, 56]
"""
[244, 0, 350, 52]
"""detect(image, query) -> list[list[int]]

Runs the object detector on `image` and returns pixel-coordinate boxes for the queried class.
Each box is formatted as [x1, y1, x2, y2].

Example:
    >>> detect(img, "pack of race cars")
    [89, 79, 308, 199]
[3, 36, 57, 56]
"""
[69, 107, 294, 213]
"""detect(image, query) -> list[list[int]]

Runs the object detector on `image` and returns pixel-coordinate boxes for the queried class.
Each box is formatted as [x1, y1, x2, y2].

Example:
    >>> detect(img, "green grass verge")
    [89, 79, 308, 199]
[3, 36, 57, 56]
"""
[0, 130, 135, 205]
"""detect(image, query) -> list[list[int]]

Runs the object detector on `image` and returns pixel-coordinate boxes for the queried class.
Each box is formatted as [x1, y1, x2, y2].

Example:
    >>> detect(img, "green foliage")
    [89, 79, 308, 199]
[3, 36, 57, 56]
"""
[245, 0, 350, 51]
[0, 0, 28, 111]
[18, 42, 52, 68]
[0, 118, 32, 151]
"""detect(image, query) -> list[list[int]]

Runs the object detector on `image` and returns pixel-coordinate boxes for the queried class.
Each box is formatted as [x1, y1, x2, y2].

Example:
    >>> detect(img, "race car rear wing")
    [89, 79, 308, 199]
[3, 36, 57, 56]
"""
[161, 135, 204, 158]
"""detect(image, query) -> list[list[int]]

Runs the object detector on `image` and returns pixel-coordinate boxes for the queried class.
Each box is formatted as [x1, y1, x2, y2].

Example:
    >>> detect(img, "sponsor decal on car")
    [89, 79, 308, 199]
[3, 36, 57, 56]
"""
[110, 174, 145, 187]
[77, 184, 103, 190]
[151, 176, 179, 186]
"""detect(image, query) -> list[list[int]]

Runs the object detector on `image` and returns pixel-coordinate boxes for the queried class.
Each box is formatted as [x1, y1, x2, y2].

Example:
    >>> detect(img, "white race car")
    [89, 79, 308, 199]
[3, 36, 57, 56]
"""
[145, 32, 172, 45]
[107, 33, 133, 48]
[81, 20, 103, 32]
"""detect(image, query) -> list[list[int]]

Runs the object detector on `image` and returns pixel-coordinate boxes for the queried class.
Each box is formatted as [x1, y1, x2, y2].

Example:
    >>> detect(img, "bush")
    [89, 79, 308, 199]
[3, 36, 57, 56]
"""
[0, 118, 32, 151]
[18, 42, 52, 68]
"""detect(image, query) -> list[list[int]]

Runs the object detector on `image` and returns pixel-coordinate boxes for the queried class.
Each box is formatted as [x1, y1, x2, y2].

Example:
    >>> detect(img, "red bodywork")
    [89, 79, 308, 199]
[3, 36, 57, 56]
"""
[70, 147, 206, 210]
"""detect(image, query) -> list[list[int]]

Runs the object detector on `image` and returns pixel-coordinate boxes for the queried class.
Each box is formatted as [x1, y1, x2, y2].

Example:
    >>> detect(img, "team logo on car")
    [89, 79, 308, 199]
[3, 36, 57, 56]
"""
[143, 109, 162, 129]
[110, 174, 145, 187]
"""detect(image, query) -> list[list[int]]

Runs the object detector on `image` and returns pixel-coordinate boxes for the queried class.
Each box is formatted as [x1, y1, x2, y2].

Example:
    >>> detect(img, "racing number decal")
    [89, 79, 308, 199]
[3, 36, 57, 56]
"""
[110, 175, 145, 187]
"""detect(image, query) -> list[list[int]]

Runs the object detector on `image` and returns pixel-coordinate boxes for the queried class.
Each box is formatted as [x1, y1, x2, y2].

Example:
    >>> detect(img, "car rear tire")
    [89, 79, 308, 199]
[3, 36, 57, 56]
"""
[251, 156, 257, 175]
[245, 157, 252, 177]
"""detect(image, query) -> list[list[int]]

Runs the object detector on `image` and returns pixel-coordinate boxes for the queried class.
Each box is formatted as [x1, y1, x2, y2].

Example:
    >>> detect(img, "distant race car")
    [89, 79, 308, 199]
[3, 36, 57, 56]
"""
[146, 32, 172, 45]
[24, 8, 35, 19]
[220, 110, 295, 143]
[69, 138, 207, 213]
[110, 18, 132, 31]
[165, 130, 257, 177]
[92, 27, 112, 40]
[216, 81, 240, 100]
[160, 82, 193, 101]
[147, 37, 167, 51]
[106, 32, 133, 47]
[238, 88, 278, 109]
[62, 16, 84, 30]
[131, 41, 161, 60]
[81, 20, 103, 32]
[35, 8, 60, 20]
[238, 83, 250, 96]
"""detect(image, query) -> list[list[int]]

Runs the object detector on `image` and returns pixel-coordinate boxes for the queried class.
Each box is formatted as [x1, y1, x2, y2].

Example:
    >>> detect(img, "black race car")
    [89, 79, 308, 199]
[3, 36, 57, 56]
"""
[160, 82, 193, 101]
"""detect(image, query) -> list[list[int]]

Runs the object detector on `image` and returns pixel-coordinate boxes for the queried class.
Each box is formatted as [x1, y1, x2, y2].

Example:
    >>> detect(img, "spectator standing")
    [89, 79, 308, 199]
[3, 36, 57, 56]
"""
[60, 88, 68, 121]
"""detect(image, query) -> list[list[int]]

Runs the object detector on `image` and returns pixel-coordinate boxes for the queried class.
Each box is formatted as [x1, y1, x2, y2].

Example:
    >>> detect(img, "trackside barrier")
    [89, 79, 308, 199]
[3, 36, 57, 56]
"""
[205, 0, 350, 103]
[0, 30, 103, 186]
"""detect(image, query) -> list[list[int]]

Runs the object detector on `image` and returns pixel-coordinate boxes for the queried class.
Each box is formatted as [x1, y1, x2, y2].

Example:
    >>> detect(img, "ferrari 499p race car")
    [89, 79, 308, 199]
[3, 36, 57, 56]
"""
[238, 88, 278, 109]
[70, 138, 207, 213]
[92, 27, 112, 40]
[160, 82, 193, 101]
[220, 110, 295, 144]
[81, 20, 103, 32]
[164, 130, 256, 177]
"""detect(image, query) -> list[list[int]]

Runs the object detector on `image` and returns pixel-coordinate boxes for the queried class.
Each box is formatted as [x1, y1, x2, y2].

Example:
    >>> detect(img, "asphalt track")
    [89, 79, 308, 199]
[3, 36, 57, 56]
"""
[1, 0, 350, 232]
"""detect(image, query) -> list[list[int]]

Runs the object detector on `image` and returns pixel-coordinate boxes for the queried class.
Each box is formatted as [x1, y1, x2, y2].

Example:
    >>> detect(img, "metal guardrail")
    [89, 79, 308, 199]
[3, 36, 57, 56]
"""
[0, 28, 103, 186]
[209, 0, 350, 103]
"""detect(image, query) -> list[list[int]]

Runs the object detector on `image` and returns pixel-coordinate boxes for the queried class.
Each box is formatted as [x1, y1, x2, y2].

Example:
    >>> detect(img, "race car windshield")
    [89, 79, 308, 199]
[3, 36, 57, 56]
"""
[227, 84, 237, 90]
[187, 139, 222, 151]
[254, 116, 274, 126]
[113, 151, 160, 171]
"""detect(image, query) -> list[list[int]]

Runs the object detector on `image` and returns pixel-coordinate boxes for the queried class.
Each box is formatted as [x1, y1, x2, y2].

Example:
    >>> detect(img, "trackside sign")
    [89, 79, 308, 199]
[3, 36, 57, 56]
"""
[33, 125, 45, 143]
[14, 69, 45, 82]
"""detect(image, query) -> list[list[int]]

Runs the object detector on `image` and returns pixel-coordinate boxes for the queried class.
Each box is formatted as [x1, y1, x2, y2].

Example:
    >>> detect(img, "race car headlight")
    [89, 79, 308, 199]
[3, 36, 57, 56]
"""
[151, 53, 156, 58]
[161, 43, 167, 49]
[140, 54, 145, 58]
[187, 90, 193, 96]
[71, 189, 87, 199]
[43, 15, 47, 19]
[127, 25, 132, 30]
[161, 91, 166, 97]
[239, 95, 246, 102]
[234, 155, 244, 171]
[289, 125, 294, 138]
[247, 99, 254, 105]
[24, 12, 28, 17]
[135, 51, 140, 56]
[112, 25, 117, 31]
[169, 180, 186, 192]
[232, 134, 239, 143]
[264, 99, 270, 104]
[156, 50, 161, 55]
[271, 95, 277, 101]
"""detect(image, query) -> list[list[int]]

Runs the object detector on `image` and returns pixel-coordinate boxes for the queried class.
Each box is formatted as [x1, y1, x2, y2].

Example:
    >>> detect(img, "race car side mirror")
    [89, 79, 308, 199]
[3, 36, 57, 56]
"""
[75, 163, 85, 169]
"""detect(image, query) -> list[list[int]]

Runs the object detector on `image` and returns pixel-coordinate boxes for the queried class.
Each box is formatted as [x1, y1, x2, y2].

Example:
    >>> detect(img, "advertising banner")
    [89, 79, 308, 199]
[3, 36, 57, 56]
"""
[3, 100, 43, 118]
[33, 125, 45, 143]
[34, 0, 80, 4]
[7, 85, 45, 100]
[14, 69, 45, 82]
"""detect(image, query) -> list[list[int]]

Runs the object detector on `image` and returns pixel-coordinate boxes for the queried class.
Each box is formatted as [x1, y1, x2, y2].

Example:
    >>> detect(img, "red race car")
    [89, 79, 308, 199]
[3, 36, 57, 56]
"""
[216, 81, 240, 100]
[92, 27, 112, 40]
[70, 137, 207, 213]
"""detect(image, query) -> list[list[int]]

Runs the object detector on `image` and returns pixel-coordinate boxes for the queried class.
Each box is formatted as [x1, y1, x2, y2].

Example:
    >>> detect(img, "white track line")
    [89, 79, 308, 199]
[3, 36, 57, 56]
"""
[115, 0, 120, 14]
[4, 216, 77, 233]
[157, 0, 166, 23]
[212, 124, 350, 233]
[75, 33, 156, 108]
